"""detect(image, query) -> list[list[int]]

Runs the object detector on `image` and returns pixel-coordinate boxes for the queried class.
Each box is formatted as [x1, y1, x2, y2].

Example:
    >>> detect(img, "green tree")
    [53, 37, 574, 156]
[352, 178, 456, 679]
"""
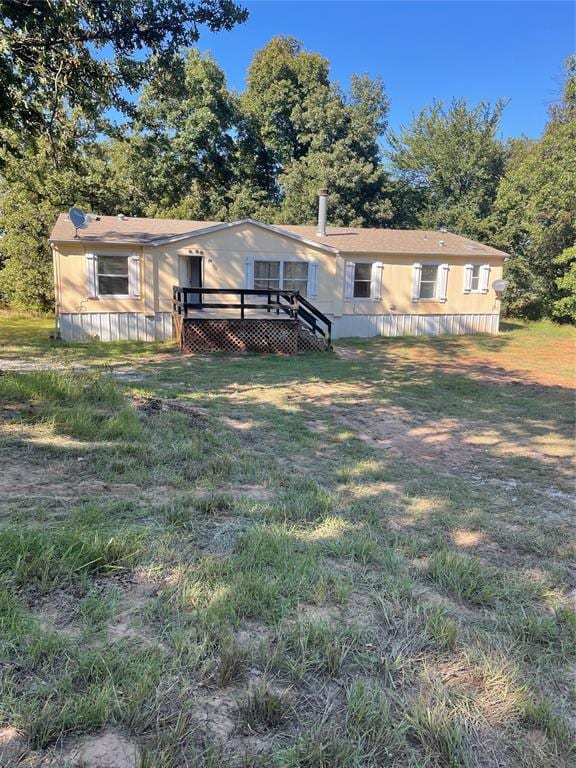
[241, 37, 394, 226]
[492, 56, 576, 319]
[116, 50, 238, 220]
[0, 0, 247, 148]
[242, 36, 331, 169]
[278, 74, 394, 226]
[552, 246, 576, 322]
[0, 121, 131, 311]
[388, 98, 508, 239]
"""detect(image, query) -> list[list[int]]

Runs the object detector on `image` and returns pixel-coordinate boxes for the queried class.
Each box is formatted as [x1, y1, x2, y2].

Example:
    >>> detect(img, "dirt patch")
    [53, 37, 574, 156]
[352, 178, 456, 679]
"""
[451, 529, 485, 548]
[219, 415, 259, 432]
[0, 433, 144, 520]
[290, 381, 574, 485]
[412, 585, 484, 618]
[0, 448, 127, 507]
[226, 484, 273, 502]
[191, 691, 238, 742]
[235, 621, 273, 651]
[30, 575, 162, 649]
[107, 581, 159, 646]
[32, 592, 82, 639]
[297, 603, 342, 625]
[66, 729, 140, 768]
[0, 726, 26, 763]
[333, 346, 367, 361]
[344, 592, 379, 628]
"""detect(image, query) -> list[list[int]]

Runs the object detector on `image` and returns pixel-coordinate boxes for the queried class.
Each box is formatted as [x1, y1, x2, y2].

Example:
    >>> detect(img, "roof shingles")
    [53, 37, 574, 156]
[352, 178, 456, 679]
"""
[49, 214, 508, 258]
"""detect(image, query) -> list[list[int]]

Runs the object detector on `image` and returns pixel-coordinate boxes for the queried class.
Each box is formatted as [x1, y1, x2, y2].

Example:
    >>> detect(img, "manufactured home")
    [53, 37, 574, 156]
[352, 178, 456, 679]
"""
[50, 192, 508, 352]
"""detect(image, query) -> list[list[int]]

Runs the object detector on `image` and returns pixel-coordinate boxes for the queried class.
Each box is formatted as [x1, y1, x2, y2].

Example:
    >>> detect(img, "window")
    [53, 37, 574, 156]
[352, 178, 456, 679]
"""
[470, 264, 481, 292]
[353, 263, 372, 298]
[419, 264, 438, 299]
[253, 260, 308, 296]
[97, 255, 129, 296]
[283, 262, 308, 294]
[254, 261, 280, 290]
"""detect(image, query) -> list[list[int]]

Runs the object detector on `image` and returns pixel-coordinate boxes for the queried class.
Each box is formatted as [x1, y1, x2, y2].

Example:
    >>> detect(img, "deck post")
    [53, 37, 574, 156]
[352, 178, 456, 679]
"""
[171, 286, 331, 350]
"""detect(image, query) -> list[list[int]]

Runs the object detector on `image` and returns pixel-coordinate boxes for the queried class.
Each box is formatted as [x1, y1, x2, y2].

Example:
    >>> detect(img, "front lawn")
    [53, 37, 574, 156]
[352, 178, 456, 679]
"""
[0, 316, 574, 767]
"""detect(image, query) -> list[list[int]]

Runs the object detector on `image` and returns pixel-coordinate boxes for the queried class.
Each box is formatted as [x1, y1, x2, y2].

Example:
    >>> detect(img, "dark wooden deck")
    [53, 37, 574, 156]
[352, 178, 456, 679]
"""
[172, 287, 331, 354]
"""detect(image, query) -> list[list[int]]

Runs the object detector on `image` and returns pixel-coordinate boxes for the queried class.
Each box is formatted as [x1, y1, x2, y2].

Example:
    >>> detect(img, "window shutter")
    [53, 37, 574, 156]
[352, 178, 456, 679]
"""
[86, 252, 97, 298]
[480, 264, 491, 293]
[307, 260, 318, 298]
[371, 261, 383, 301]
[438, 264, 449, 302]
[463, 263, 473, 293]
[412, 263, 422, 301]
[244, 256, 254, 289]
[128, 252, 141, 298]
[345, 262, 355, 300]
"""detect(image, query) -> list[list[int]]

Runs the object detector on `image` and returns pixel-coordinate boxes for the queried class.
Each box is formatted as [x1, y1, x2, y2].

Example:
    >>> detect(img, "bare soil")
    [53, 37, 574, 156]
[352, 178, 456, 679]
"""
[65, 730, 140, 768]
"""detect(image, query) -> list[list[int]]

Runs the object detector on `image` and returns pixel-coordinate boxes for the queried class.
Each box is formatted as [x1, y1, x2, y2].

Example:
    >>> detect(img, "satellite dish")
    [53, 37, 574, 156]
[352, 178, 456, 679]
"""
[69, 207, 87, 230]
[492, 279, 509, 297]
[68, 207, 100, 238]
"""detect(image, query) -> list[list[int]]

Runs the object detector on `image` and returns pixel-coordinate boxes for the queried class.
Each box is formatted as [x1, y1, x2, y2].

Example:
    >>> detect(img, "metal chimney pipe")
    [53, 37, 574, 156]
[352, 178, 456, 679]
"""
[317, 188, 328, 237]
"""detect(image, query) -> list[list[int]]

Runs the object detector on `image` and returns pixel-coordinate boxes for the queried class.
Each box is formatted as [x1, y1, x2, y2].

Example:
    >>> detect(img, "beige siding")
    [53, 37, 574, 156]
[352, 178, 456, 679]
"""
[53, 222, 503, 324]
[342, 254, 503, 316]
[54, 243, 144, 314]
[156, 224, 336, 314]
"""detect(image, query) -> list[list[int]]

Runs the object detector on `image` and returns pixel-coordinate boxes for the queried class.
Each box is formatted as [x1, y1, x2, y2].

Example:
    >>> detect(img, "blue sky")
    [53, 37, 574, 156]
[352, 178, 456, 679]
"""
[197, 0, 574, 141]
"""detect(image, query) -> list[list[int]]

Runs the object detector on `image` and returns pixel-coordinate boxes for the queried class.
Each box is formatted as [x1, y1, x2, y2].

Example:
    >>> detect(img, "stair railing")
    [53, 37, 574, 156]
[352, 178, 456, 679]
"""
[172, 287, 331, 346]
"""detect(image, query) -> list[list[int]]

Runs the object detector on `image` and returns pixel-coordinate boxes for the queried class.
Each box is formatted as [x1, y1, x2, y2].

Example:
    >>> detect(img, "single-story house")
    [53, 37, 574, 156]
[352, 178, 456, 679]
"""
[49, 192, 508, 350]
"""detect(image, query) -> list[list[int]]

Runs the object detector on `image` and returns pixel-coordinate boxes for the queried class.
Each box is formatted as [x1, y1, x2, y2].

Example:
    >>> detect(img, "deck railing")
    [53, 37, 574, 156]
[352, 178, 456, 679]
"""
[172, 286, 331, 345]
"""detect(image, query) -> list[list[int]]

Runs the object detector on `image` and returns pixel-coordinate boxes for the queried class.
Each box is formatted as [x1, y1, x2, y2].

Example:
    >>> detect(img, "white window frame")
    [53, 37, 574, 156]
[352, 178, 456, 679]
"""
[413, 262, 449, 302]
[464, 262, 491, 295]
[252, 257, 310, 296]
[470, 264, 482, 293]
[87, 251, 140, 299]
[345, 259, 383, 302]
[352, 262, 372, 299]
[97, 253, 130, 298]
[417, 262, 440, 300]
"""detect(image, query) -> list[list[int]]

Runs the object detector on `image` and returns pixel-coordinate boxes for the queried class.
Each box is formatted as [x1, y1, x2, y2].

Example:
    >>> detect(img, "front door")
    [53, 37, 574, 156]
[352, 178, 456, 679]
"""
[188, 256, 202, 306]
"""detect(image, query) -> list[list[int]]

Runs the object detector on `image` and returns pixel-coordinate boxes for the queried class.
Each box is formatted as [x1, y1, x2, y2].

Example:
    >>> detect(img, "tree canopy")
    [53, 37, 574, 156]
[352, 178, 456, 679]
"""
[388, 98, 508, 240]
[0, 0, 247, 147]
[0, 31, 573, 323]
[491, 56, 576, 318]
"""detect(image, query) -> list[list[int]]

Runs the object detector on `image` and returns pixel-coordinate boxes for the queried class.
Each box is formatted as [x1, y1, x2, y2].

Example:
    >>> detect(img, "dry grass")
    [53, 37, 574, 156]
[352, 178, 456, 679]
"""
[0, 316, 574, 767]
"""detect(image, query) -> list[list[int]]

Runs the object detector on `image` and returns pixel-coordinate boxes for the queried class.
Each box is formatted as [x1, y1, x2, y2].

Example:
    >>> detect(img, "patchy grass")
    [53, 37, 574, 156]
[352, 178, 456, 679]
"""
[241, 681, 293, 731]
[0, 315, 574, 766]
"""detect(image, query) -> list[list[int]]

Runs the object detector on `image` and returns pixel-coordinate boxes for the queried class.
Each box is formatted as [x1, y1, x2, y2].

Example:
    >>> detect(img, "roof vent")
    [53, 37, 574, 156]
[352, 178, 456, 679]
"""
[117, 213, 126, 220]
[438, 240, 446, 247]
[439, 226, 447, 233]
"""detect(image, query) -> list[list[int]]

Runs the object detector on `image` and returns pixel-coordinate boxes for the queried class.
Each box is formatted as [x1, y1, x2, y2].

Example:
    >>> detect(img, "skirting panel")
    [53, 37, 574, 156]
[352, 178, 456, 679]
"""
[178, 318, 300, 354]
[58, 312, 173, 342]
[331, 313, 500, 339]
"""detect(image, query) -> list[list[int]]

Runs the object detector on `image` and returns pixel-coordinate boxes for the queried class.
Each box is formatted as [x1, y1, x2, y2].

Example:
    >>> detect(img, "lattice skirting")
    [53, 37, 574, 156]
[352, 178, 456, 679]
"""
[58, 312, 172, 341]
[177, 318, 309, 354]
[297, 326, 331, 352]
[330, 313, 500, 339]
